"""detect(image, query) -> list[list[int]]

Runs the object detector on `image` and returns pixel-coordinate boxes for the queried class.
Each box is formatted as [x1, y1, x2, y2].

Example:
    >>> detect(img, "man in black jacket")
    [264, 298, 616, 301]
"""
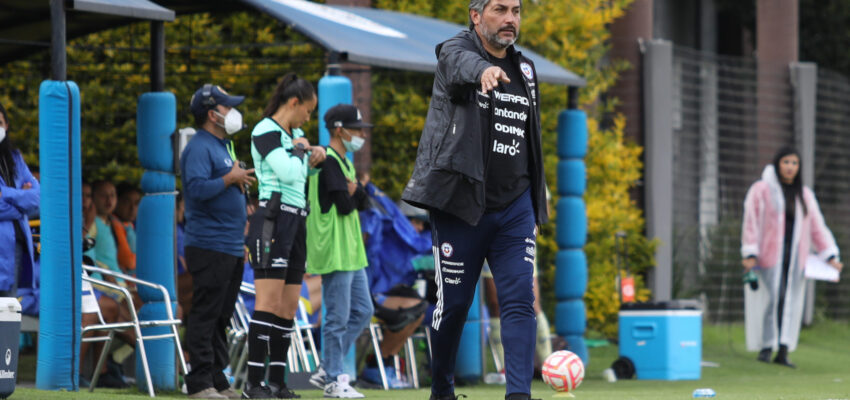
[402, 1, 546, 399]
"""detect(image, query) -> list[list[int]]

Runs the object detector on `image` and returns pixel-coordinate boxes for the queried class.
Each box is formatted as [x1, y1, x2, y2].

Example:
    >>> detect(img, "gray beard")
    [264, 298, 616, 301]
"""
[481, 25, 517, 50]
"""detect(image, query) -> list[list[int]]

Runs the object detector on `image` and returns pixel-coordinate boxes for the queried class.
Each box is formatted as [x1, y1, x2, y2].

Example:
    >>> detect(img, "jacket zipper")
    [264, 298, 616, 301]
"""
[517, 54, 542, 225]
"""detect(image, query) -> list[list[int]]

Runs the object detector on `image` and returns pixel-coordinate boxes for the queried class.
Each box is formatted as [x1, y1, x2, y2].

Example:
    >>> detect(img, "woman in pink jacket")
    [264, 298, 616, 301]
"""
[741, 147, 843, 367]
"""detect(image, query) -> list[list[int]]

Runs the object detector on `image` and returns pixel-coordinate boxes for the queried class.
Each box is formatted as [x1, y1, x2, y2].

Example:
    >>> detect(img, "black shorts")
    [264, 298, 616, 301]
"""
[245, 204, 306, 284]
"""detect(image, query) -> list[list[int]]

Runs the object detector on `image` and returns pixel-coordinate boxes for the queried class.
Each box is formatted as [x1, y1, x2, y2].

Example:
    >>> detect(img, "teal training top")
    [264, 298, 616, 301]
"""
[251, 117, 317, 207]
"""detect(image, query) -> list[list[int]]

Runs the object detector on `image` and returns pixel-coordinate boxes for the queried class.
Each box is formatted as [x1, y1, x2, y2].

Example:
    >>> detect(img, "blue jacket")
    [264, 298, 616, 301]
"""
[180, 130, 246, 258]
[0, 150, 40, 292]
[360, 183, 431, 294]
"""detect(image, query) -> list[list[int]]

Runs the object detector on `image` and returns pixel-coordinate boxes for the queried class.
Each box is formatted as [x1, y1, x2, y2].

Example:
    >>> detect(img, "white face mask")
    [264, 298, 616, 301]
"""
[0, 127, 5, 143]
[343, 131, 365, 152]
[214, 108, 243, 135]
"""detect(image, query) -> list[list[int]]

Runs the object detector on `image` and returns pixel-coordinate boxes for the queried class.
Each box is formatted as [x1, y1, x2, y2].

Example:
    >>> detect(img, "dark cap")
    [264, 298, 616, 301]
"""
[324, 104, 373, 130]
[190, 84, 245, 117]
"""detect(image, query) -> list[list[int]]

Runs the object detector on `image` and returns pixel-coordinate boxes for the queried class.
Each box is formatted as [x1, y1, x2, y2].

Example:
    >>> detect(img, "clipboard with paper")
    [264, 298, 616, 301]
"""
[805, 254, 841, 282]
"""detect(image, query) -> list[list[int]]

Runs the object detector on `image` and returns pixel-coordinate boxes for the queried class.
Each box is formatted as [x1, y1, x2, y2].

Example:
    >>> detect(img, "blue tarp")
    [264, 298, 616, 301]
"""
[359, 184, 431, 294]
[241, 0, 585, 86]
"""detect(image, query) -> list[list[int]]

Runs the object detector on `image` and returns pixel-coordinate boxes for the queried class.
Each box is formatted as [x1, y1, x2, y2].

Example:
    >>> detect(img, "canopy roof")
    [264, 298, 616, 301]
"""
[0, 0, 584, 86]
[0, 0, 176, 64]
[242, 0, 585, 86]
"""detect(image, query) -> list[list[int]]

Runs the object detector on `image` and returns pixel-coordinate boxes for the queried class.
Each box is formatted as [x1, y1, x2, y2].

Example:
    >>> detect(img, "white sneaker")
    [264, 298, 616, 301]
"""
[323, 374, 365, 398]
[310, 366, 328, 389]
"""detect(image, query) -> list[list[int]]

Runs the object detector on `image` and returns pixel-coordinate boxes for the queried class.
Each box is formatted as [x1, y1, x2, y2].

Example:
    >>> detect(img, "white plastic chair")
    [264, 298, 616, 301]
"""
[81, 264, 188, 397]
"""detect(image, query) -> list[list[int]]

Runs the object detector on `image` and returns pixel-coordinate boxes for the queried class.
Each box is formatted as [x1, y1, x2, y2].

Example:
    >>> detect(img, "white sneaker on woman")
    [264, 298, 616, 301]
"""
[323, 374, 365, 398]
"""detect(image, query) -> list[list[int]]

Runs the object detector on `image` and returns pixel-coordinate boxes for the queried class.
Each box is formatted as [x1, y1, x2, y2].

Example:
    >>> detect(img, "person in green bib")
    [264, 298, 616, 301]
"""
[243, 73, 326, 399]
[306, 104, 372, 399]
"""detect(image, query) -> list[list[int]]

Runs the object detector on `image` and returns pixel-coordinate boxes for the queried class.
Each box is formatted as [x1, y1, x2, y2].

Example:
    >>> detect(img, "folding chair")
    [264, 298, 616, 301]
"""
[227, 290, 252, 390]
[82, 264, 188, 397]
[293, 298, 320, 371]
[367, 321, 420, 390]
[229, 282, 318, 390]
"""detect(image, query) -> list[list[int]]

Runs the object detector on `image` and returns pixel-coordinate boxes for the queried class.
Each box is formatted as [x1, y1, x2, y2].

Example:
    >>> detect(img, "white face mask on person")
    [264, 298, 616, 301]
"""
[343, 131, 365, 152]
[213, 108, 243, 135]
[0, 127, 5, 143]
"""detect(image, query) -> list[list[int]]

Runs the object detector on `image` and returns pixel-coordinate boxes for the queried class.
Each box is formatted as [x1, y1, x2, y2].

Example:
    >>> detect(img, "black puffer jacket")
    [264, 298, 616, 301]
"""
[402, 29, 548, 226]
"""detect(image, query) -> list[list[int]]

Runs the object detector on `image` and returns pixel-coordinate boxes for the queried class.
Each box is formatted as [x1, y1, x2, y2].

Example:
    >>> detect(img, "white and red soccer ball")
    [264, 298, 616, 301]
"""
[541, 350, 585, 392]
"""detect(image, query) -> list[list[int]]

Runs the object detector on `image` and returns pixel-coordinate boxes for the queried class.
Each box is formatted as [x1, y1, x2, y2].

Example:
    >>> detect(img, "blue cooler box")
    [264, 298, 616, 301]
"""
[618, 301, 701, 380]
[0, 298, 21, 399]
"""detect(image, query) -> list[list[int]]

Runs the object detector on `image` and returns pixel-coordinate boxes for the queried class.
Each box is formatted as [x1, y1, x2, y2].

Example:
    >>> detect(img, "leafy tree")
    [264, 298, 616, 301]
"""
[0, 12, 325, 184]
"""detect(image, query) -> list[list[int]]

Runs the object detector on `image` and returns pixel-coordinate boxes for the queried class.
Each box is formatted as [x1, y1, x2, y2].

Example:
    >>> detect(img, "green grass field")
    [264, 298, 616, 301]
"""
[11, 320, 850, 399]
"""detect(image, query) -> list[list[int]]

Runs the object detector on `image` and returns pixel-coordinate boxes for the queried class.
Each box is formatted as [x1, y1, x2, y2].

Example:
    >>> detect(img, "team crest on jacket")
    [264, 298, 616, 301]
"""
[520, 62, 534, 80]
[441, 242, 454, 258]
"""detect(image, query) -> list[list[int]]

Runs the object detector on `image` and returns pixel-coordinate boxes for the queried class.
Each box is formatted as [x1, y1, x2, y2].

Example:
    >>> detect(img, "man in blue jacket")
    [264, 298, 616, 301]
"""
[402, 1, 546, 399]
[180, 84, 255, 399]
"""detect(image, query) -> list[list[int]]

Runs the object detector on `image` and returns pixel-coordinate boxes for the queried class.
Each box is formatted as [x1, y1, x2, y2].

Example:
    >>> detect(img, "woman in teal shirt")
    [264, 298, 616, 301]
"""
[243, 73, 325, 399]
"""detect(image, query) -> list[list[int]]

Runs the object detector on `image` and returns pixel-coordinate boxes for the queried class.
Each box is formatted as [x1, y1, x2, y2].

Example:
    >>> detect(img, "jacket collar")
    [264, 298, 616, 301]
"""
[438, 29, 524, 63]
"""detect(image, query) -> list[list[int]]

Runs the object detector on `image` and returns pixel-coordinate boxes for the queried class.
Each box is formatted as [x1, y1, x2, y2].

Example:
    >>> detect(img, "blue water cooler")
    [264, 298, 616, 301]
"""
[618, 301, 702, 380]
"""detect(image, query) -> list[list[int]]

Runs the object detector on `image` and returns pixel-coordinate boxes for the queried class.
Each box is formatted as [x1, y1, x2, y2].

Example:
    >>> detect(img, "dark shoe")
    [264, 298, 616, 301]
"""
[506, 393, 541, 400]
[773, 356, 796, 368]
[241, 383, 275, 399]
[429, 394, 467, 400]
[268, 382, 301, 399]
[95, 369, 129, 388]
[757, 348, 772, 363]
[773, 344, 796, 368]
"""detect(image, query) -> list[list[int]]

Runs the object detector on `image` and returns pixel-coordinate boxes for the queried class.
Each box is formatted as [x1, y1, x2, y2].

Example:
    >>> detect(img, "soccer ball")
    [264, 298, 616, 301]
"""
[542, 350, 585, 392]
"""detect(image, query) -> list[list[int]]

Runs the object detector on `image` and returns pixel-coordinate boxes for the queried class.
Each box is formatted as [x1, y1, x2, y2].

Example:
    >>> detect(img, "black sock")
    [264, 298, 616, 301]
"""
[269, 316, 294, 388]
[247, 311, 276, 386]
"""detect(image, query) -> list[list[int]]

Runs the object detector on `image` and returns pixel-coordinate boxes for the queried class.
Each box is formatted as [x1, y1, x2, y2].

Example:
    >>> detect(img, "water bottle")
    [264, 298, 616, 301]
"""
[693, 388, 716, 398]
[742, 270, 759, 290]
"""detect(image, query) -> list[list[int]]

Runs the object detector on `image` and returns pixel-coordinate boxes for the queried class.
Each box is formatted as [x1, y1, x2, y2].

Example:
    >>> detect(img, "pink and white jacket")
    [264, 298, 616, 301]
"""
[741, 165, 839, 270]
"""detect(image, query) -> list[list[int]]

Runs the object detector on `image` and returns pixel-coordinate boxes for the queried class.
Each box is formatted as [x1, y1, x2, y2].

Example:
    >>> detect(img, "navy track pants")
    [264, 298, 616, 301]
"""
[429, 189, 537, 397]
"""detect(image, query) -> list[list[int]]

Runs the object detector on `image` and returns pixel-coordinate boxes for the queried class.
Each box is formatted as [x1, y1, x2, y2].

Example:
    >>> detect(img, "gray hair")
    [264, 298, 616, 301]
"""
[468, 0, 523, 28]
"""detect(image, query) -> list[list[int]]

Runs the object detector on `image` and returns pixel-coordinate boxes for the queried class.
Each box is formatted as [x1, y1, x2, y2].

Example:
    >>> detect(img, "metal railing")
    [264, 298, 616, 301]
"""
[668, 45, 850, 321]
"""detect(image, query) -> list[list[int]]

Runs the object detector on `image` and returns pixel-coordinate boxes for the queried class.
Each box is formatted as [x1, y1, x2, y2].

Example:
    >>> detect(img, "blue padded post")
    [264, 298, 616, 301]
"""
[555, 250, 587, 300]
[454, 283, 482, 381]
[555, 109, 589, 364]
[135, 92, 177, 390]
[36, 80, 82, 391]
[318, 75, 353, 156]
[556, 197, 587, 249]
